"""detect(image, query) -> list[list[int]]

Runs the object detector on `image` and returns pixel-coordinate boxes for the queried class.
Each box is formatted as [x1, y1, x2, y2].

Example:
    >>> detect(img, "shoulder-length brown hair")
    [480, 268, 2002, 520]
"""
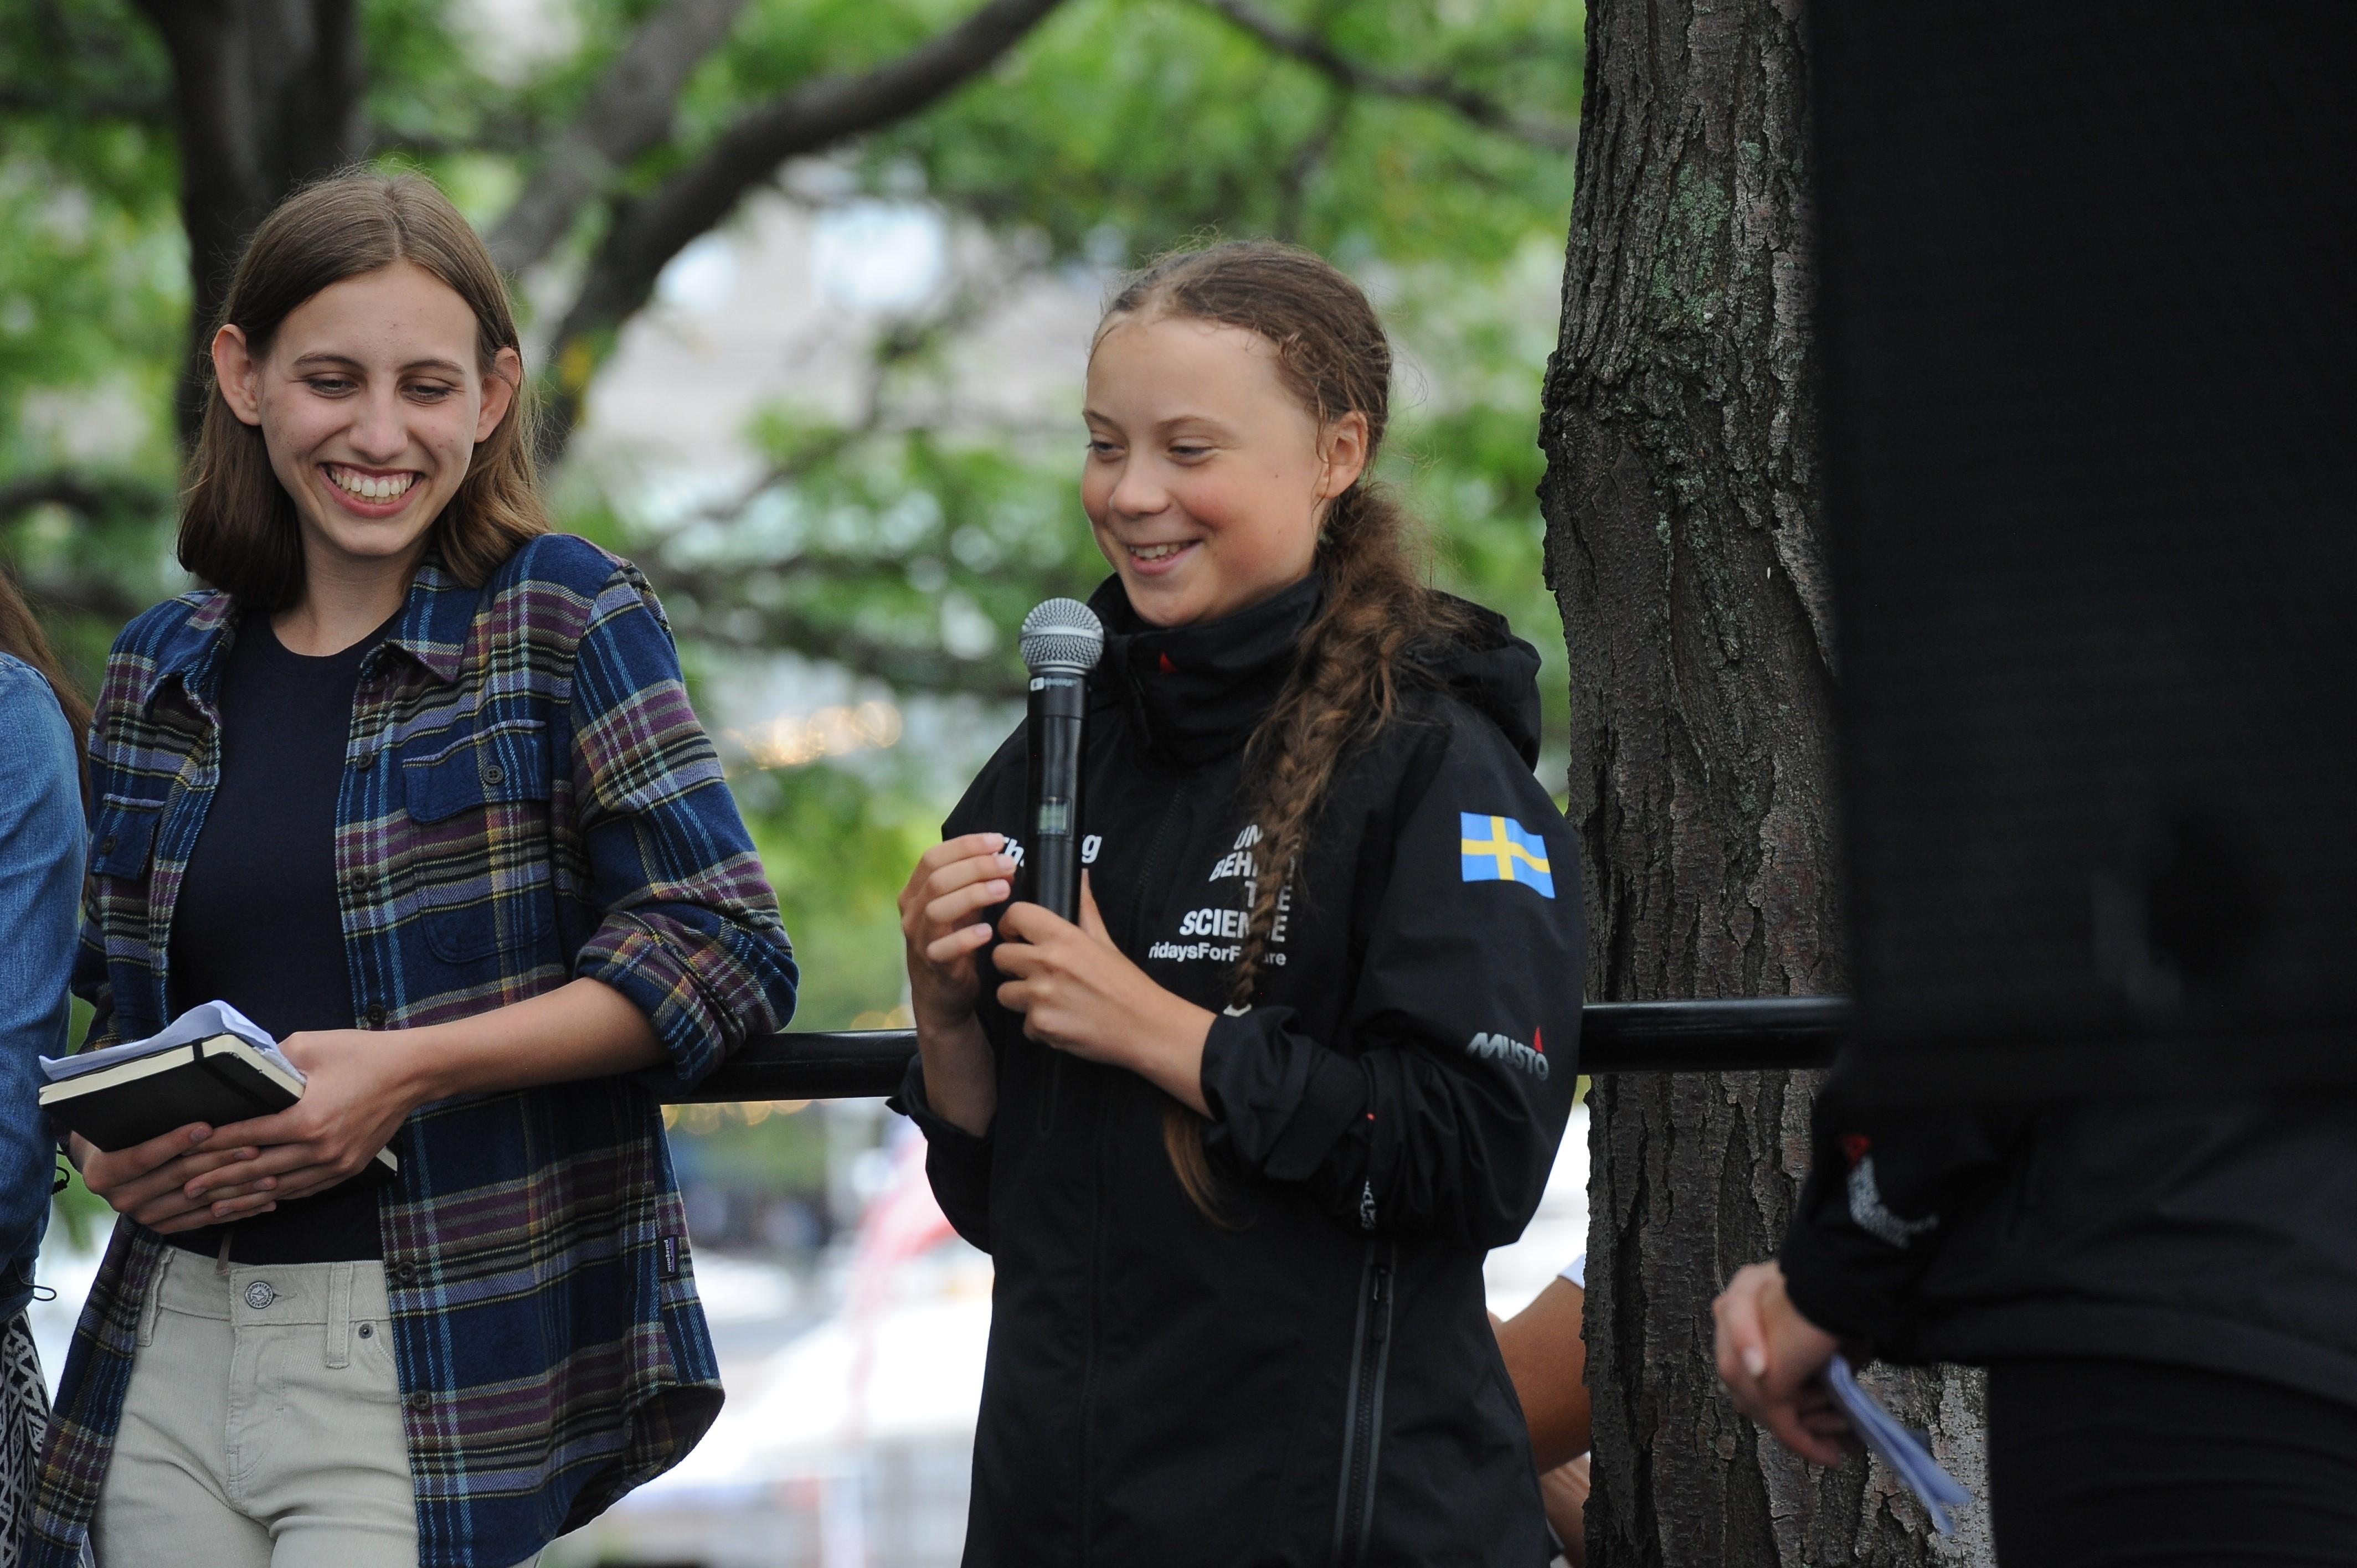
[179, 169, 548, 611]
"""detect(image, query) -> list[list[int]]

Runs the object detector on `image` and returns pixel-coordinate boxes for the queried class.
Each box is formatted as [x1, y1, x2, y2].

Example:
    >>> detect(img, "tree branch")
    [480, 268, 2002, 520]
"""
[0, 470, 171, 527]
[646, 560, 1028, 702]
[1195, 0, 1576, 150]
[485, 0, 754, 277]
[536, 0, 1070, 462]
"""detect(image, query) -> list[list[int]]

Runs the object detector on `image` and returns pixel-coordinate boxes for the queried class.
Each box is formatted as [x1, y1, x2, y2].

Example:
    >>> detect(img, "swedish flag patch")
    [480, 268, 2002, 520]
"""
[1459, 813, 1555, 899]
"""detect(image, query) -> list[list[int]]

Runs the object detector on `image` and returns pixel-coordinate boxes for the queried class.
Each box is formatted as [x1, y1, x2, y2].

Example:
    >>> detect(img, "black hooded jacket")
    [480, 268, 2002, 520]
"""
[897, 574, 1586, 1567]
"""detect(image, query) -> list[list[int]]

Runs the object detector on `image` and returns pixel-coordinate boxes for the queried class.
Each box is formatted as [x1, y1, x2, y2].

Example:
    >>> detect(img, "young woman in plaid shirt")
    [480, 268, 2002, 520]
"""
[37, 173, 797, 1568]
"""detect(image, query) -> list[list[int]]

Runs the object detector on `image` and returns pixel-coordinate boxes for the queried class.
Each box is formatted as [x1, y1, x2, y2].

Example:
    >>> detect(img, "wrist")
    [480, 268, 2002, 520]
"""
[384, 1022, 468, 1108]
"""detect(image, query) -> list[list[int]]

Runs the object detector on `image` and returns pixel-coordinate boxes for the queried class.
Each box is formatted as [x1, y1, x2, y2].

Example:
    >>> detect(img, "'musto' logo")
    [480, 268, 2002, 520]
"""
[1466, 1027, 1549, 1079]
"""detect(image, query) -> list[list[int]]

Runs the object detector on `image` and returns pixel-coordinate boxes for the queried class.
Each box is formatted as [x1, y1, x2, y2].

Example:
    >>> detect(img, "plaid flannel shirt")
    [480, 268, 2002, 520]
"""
[30, 534, 798, 1568]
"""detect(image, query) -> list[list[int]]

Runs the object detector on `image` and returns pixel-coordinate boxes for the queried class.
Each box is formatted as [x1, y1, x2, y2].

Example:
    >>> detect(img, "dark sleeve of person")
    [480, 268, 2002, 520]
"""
[887, 770, 1018, 1254]
[1778, 1089, 2034, 1347]
[1198, 721, 1586, 1249]
[891, 1051, 992, 1253]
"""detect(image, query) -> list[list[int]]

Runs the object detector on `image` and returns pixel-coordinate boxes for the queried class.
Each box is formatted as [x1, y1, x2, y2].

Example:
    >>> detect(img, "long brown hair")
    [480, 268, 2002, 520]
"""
[1097, 241, 1468, 1220]
[178, 169, 548, 612]
[0, 565, 92, 809]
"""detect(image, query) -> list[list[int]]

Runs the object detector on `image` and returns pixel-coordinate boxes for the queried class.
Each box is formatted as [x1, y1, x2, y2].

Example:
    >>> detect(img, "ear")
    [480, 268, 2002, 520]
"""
[1315, 410, 1371, 499]
[211, 324, 264, 428]
[475, 345, 522, 443]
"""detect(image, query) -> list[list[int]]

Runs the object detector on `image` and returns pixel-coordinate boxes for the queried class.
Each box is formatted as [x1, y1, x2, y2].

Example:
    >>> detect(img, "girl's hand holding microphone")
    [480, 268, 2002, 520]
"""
[994, 874, 1214, 1116]
[900, 832, 1020, 1136]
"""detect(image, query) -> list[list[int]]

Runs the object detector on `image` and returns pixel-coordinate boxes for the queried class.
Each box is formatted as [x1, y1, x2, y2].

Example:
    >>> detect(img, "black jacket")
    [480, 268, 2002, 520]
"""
[1780, 1085, 2357, 1409]
[898, 575, 1586, 1567]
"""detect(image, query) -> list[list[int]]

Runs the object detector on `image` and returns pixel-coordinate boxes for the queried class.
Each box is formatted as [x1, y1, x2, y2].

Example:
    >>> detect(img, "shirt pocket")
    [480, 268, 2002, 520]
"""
[90, 798, 164, 881]
[399, 723, 556, 966]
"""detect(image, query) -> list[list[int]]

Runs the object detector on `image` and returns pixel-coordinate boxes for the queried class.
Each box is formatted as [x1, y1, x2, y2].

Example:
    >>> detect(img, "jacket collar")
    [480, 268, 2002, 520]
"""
[135, 558, 478, 712]
[1090, 570, 1323, 766]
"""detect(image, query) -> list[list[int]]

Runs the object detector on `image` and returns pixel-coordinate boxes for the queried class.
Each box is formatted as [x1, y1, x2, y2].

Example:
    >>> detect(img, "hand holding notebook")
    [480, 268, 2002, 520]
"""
[42, 1000, 398, 1173]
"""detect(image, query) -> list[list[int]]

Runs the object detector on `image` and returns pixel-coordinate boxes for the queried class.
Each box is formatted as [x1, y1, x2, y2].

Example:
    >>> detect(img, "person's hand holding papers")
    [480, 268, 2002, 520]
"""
[1712, 1260, 1854, 1464]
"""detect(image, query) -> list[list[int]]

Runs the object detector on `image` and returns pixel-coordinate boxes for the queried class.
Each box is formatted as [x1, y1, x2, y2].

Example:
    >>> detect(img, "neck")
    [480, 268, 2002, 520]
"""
[273, 536, 425, 656]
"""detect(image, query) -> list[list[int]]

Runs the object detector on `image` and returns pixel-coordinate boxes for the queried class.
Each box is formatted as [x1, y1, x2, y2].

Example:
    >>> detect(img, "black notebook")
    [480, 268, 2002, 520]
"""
[41, 1033, 399, 1173]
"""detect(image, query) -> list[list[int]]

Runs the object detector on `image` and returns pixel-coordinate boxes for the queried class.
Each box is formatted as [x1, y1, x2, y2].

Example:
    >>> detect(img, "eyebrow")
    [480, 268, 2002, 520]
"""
[290, 352, 469, 377]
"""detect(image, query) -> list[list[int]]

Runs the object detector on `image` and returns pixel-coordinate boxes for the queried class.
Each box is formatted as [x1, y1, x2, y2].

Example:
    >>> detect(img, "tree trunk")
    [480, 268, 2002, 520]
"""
[1537, 2, 1992, 1564]
[138, 0, 367, 442]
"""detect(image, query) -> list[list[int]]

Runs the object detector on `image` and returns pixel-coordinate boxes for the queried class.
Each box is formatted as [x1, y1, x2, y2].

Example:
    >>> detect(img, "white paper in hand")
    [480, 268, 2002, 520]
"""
[1824, 1353, 1972, 1534]
[40, 999, 295, 1082]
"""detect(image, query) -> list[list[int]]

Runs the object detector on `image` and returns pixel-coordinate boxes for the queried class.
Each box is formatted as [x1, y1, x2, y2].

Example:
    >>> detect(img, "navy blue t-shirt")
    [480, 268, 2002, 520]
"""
[167, 610, 397, 1263]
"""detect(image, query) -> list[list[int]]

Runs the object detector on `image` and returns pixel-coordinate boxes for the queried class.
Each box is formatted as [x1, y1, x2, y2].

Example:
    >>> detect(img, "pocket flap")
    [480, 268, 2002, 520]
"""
[402, 729, 551, 823]
[90, 800, 163, 879]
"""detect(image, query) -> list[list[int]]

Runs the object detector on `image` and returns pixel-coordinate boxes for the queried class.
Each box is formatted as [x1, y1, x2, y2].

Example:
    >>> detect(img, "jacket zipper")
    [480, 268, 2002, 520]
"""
[1330, 1240, 1396, 1566]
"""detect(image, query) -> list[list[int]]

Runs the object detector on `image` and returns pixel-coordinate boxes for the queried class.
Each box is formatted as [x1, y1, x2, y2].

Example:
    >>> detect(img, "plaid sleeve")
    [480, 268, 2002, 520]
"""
[565, 565, 797, 1090]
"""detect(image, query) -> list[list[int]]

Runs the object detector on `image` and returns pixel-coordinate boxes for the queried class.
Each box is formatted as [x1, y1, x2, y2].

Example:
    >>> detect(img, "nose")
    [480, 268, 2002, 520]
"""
[1105, 454, 1170, 521]
[346, 386, 408, 466]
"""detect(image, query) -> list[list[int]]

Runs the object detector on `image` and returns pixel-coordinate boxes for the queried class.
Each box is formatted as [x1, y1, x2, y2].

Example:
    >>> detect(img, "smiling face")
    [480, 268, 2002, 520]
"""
[212, 259, 518, 591]
[1082, 312, 1368, 628]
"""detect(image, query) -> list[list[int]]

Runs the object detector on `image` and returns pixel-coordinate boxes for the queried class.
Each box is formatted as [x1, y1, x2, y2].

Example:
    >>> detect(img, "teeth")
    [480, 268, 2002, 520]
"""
[328, 466, 417, 502]
[1130, 542, 1190, 561]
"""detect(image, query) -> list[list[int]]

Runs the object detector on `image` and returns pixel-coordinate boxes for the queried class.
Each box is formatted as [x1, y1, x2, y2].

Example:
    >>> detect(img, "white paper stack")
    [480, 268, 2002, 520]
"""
[1824, 1353, 1972, 1534]
[40, 999, 290, 1083]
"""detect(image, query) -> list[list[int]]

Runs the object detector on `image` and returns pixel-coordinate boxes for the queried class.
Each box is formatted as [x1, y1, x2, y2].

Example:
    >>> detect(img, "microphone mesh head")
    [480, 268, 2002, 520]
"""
[1020, 598, 1105, 675]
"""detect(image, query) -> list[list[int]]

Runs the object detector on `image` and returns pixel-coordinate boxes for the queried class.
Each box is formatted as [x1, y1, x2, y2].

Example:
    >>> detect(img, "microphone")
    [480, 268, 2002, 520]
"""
[1018, 598, 1104, 922]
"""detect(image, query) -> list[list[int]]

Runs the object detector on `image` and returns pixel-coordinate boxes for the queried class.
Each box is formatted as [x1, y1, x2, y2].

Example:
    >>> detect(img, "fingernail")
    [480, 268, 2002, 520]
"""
[1743, 1347, 1767, 1378]
[189, 1127, 212, 1143]
[259, 1178, 276, 1190]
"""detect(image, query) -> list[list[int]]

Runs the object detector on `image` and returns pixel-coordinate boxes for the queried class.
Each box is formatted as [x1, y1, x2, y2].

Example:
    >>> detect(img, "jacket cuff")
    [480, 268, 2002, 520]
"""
[891, 1053, 991, 1154]
[891, 1053, 994, 1250]
[1777, 1184, 1915, 1349]
[1199, 1009, 1370, 1183]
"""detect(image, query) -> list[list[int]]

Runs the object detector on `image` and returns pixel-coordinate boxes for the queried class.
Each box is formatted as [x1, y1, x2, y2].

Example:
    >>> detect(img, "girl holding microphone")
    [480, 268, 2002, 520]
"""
[899, 241, 1585, 1565]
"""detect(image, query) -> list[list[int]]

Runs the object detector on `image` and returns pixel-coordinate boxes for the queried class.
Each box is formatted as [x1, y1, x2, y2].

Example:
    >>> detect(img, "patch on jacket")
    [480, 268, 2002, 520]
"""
[1847, 1155, 1938, 1249]
[1465, 1027, 1550, 1080]
[1458, 813, 1555, 898]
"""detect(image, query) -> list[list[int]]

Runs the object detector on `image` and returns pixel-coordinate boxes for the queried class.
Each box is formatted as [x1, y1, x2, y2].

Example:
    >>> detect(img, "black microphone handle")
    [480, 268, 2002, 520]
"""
[1023, 672, 1088, 922]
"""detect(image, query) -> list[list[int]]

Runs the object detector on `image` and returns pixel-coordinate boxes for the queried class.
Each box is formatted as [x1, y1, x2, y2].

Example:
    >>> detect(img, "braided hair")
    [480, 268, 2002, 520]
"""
[1095, 242, 1467, 1220]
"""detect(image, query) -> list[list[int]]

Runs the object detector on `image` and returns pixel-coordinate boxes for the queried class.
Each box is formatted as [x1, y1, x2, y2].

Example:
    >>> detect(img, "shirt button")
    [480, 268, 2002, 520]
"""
[480, 762, 506, 787]
[392, 1260, 418, 1284]
[407, 1391, 431, 1412]
[365, 1004, 388, 1028]
[99, 834, 117, 854]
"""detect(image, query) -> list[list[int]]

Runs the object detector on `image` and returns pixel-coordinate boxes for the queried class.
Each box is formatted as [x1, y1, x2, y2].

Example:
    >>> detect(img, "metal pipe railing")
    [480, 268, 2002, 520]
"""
[669, 997, 1849, 1104]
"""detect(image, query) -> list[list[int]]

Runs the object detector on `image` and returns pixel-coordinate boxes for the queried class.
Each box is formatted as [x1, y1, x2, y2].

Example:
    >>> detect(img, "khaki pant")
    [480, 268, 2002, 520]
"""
[93, 1249, 426, 1568]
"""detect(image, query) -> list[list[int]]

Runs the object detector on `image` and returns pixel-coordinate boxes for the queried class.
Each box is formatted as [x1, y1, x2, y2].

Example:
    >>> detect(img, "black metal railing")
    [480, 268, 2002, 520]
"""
[668, 997, 1850, 1104]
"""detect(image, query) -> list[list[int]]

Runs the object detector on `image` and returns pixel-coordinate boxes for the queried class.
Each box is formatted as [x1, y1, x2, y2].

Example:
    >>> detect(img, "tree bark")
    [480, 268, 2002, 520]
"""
[137, 0, 367, 443]
[1537, 2, 1991, 1564]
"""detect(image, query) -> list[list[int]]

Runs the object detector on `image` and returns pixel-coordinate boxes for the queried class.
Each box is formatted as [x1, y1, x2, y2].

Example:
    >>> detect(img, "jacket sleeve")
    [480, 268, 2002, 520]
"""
[564, 566, 799, 1092]
[891, 1053, 993, 1252]
[1198, 723, 1586, 1247]
[1778, 1086, 2034, 1347]
[0, 666, 81, 1263]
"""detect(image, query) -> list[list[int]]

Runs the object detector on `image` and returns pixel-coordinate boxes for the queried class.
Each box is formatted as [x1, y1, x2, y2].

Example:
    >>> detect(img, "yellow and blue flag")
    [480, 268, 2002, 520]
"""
[1459, 812, 1555, 899]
